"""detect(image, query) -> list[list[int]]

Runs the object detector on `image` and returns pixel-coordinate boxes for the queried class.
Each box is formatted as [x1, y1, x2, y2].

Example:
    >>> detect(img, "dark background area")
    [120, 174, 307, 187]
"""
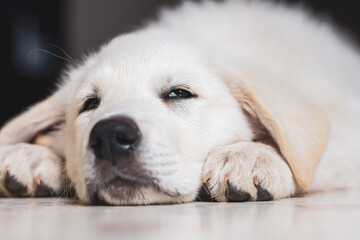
[0, 0, 359, 126]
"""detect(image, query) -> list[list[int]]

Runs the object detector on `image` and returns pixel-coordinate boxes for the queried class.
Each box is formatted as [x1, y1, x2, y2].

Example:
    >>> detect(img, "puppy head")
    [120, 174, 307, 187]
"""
[61, 30, 252, 205]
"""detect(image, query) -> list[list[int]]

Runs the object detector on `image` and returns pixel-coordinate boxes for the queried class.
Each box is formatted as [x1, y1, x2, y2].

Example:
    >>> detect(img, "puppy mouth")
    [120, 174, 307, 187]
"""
[86, 172, 151, 205]
[86, 167, 180, 205]
[106, 176, 143, 188]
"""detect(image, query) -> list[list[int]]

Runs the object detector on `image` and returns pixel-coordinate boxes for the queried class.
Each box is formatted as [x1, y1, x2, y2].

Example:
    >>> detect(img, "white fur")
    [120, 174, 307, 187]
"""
[203, 142, 295, 200]
[152, 0, 360, 193]
[0, 0, 359, 204]
[0, 143, 63, 196]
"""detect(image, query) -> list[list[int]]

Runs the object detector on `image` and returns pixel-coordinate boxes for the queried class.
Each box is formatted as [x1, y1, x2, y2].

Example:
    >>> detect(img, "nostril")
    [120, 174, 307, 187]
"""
[114, 125, 141, 152]
[115, 133, 136, 146]
[90, 136, 103, 149]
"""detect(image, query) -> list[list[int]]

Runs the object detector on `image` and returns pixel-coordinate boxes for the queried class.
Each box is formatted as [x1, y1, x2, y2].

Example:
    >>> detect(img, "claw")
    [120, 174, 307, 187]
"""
[253, 176, 260, 186]
[35, 174, 43, 185]
[203, 172, 212, 183]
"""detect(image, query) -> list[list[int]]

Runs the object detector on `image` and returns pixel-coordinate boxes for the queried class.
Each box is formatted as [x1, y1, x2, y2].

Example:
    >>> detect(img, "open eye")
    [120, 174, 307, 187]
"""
[79, 97, 100, 114]
[163, 88, 196, 100]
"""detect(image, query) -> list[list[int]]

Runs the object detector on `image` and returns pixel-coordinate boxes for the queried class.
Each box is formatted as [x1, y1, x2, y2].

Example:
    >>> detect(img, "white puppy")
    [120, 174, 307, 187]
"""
[0, 0, 359, 205]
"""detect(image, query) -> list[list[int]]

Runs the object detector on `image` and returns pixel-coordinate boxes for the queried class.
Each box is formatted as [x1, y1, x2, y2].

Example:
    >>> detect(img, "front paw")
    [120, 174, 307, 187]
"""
[0, 143, 63, 197]
[201, 142, 295, 202]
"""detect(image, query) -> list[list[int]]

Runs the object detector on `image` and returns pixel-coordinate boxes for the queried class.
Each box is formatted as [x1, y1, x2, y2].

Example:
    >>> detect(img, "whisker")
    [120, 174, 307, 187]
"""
[56, 161, 79, 200]
[203, 183, 211, 196]
[27, 48, 79, 66]
[45, 43, 80, 65]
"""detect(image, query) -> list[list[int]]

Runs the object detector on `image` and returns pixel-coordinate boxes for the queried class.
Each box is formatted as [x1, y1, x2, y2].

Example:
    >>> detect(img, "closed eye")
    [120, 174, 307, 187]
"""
[79, 96, 101, 114]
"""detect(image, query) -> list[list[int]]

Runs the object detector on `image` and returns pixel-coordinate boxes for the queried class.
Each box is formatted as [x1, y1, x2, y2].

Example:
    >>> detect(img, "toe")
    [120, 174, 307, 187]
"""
[226, 182, 251, 202]
[4, 172, 28, 196]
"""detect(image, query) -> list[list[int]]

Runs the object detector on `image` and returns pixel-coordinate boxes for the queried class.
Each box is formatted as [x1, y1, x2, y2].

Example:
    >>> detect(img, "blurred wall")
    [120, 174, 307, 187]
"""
[0, 0, 66, 126]
[65, 0, 360, 60]
[1, 0, 359, 126]
[65, 0, 190, 59]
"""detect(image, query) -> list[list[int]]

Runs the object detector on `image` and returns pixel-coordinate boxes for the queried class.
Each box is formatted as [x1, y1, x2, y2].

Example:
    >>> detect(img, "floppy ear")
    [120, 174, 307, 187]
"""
[224, 68, 329, 190]
[0, 88, 66, 152]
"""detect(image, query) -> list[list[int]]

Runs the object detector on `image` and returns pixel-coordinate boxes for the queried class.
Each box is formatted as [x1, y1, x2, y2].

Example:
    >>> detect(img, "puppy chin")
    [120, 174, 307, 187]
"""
[94, 186, 195, 205]
[80, 175, 197, 205]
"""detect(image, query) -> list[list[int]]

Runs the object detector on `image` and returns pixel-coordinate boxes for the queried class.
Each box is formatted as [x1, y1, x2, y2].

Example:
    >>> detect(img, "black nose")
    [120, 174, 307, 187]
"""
[89, 117, 141, 164]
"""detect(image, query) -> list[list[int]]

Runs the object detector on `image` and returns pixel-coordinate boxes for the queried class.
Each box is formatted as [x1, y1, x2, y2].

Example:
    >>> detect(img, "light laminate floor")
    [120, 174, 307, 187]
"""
[0, 191, 359, 240]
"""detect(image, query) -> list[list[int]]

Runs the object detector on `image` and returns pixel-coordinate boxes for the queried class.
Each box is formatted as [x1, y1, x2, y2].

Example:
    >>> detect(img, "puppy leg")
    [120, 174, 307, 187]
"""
[0, 143, 63, 197]
[202, 142, 295, 201]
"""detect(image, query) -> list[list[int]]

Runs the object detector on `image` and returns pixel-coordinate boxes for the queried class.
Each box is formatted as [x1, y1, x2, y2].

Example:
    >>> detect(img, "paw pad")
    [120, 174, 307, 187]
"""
[4, 172, 28, 196]
[226, 182, 251, 202]
[35, 182, 55, 197]
[196, 182, 217, 202]
[256, 186, 273, 201]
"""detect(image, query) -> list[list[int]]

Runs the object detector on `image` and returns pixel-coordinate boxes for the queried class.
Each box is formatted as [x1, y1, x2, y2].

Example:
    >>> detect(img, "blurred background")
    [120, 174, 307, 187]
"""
[0, 0, 359, 126]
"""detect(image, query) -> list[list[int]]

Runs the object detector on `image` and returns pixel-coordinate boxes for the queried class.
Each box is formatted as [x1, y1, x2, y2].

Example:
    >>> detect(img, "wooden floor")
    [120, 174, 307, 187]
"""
[0, 191, 359, 240]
